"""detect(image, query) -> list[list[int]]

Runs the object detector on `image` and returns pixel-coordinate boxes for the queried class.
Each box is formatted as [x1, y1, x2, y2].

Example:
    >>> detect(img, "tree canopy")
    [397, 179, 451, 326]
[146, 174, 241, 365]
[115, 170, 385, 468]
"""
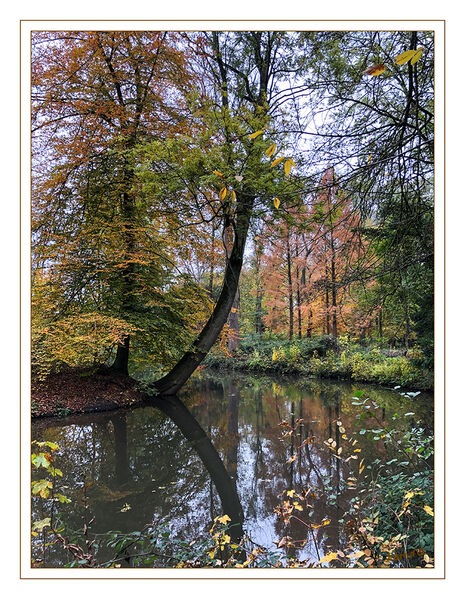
[31, 29, 435, 388]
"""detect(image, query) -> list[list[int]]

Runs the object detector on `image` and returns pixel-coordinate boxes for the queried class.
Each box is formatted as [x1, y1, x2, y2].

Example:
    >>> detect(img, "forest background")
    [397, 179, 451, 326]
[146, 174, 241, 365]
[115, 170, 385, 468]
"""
[29, 28, 435, 396]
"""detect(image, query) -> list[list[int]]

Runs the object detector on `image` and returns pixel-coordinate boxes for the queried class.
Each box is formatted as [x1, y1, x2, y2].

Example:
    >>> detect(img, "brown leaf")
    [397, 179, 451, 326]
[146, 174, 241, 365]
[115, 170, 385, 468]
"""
[365, 64, 386, 76]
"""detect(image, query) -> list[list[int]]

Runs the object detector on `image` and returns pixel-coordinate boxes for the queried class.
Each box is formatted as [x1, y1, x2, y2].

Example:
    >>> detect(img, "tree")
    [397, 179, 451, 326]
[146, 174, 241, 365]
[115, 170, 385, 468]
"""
[150, 31, 306, 394]
[32, 31, 206, 376]
[297, 30, 434, 347]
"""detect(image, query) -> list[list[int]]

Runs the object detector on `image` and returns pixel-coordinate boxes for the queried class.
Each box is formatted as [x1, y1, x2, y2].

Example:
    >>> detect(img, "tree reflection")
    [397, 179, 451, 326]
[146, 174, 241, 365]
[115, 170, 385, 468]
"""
[32, 373, 433, 566]
[151, 395, 244, 543]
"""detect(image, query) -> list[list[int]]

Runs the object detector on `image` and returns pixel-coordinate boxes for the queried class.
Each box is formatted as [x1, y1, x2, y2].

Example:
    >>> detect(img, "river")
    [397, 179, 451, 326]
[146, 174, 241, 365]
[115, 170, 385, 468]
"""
[31, 370, 433, 567]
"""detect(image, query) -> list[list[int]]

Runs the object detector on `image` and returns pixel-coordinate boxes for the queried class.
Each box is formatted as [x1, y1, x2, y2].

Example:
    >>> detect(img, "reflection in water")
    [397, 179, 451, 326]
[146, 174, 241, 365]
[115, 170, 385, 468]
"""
[150, 394, 244, 543]
[32, 372, 433, 567]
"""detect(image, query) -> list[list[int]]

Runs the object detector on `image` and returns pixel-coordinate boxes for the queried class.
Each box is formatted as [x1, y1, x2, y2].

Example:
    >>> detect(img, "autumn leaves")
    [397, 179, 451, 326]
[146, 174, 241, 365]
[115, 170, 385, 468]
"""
[365, 46, 424, 77]
[212, 128, 295, 212]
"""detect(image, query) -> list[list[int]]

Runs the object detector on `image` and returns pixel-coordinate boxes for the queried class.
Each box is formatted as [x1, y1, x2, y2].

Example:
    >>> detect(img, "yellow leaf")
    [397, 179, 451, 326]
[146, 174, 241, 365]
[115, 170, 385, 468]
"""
[249, 130, 264, 140]
[348, 550, 365, 559]
[410, 48, 424, 65]
[365, 64, 386, 76]
[219, 187, 228, 201]
[273, 197, 280, 209]
[265, 143, 277, 157]
[271, 156, 286, 168]
[367, 154, 372, 163]
[293, 502, 303, 511]
[231, 190, 236, 201]
[212, 170, 224, 178]
[423, 505, 434, 517]
[284, 159, 292, 177]
[286, 453, 297, 463]
[218, 514, 231, 525]
[394, 49, 417, 65]
[286, 489, 296, 497]
[319, 552, 338, 564]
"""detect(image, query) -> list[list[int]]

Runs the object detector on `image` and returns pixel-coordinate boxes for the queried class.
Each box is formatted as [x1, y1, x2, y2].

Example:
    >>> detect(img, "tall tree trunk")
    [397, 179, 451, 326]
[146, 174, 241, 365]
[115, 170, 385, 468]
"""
[331, 256, 338, 338]
[154, 207, 251, 395]
[286, 234, 294, 340]
[306, 308, 313, 338]
[225, 224, 240, 352]
[254, 249, 264, 337]
[296, 265, 302, 339]
[111, 177, 136, 374]
[208, 222, 216, 299]
[228, 289, 240, 351]
[325, 266, 331, 336]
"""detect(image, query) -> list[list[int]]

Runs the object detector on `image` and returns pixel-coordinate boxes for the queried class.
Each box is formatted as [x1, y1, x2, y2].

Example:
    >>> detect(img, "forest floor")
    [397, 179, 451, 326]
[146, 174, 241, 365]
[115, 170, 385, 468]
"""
[31, 368, 145, 418]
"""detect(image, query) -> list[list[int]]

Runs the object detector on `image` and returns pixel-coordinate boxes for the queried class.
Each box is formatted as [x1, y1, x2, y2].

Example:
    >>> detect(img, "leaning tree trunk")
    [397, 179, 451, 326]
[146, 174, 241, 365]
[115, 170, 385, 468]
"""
[154, 205, 251, 396]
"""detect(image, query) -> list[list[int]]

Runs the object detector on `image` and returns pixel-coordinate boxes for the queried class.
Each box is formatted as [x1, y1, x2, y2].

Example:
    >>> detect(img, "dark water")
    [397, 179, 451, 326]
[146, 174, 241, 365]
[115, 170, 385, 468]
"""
[31, 371, 433, 567]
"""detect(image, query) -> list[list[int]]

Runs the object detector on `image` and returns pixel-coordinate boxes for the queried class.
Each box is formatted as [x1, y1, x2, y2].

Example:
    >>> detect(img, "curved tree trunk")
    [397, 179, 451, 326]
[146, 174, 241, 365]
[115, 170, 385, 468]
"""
[154, 207, 251, 396]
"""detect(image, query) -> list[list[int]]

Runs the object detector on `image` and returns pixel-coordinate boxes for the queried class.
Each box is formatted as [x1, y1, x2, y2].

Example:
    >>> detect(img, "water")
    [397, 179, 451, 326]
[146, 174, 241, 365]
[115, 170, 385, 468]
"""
[31, 371, 433, 567]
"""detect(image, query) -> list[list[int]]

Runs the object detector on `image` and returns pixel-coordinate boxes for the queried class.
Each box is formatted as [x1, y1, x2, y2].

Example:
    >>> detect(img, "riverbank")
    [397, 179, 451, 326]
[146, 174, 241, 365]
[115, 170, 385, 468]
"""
[31, 368, 145, 418]
[31, 337, 433, 418]
[204, 337, 433, 391]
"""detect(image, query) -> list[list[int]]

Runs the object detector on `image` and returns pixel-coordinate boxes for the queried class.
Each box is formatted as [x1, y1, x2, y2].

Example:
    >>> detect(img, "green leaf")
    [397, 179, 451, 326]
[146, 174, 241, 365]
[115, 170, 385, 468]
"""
[32, 517, 51, 532]
[32, 479, 53, 498]
[55, 493, 71, 504]
[31, 453, 51, 469]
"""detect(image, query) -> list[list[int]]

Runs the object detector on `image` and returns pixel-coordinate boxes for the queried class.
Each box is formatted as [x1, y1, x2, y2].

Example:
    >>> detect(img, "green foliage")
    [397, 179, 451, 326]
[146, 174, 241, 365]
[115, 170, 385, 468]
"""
[206, 336, 433, 389]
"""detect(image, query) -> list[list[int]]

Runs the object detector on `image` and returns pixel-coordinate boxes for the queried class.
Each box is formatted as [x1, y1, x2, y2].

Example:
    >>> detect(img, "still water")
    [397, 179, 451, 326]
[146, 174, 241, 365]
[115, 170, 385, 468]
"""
[31, 371, 433, 567]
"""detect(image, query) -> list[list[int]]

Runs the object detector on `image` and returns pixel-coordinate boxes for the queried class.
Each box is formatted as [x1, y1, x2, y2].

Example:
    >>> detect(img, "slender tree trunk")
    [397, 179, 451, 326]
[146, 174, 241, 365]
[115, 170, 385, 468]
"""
[296, 266, 302, 339]
[208, 222, 216, 299]
[154, 207, 251, 395]
[286, 234, 294, 340]
[254, 249, 264, 337]
[325, 266, 331, 336]
[306, 308, 313, 338]
[228, 289, 240, 351]
[331, 256, 338, 338]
